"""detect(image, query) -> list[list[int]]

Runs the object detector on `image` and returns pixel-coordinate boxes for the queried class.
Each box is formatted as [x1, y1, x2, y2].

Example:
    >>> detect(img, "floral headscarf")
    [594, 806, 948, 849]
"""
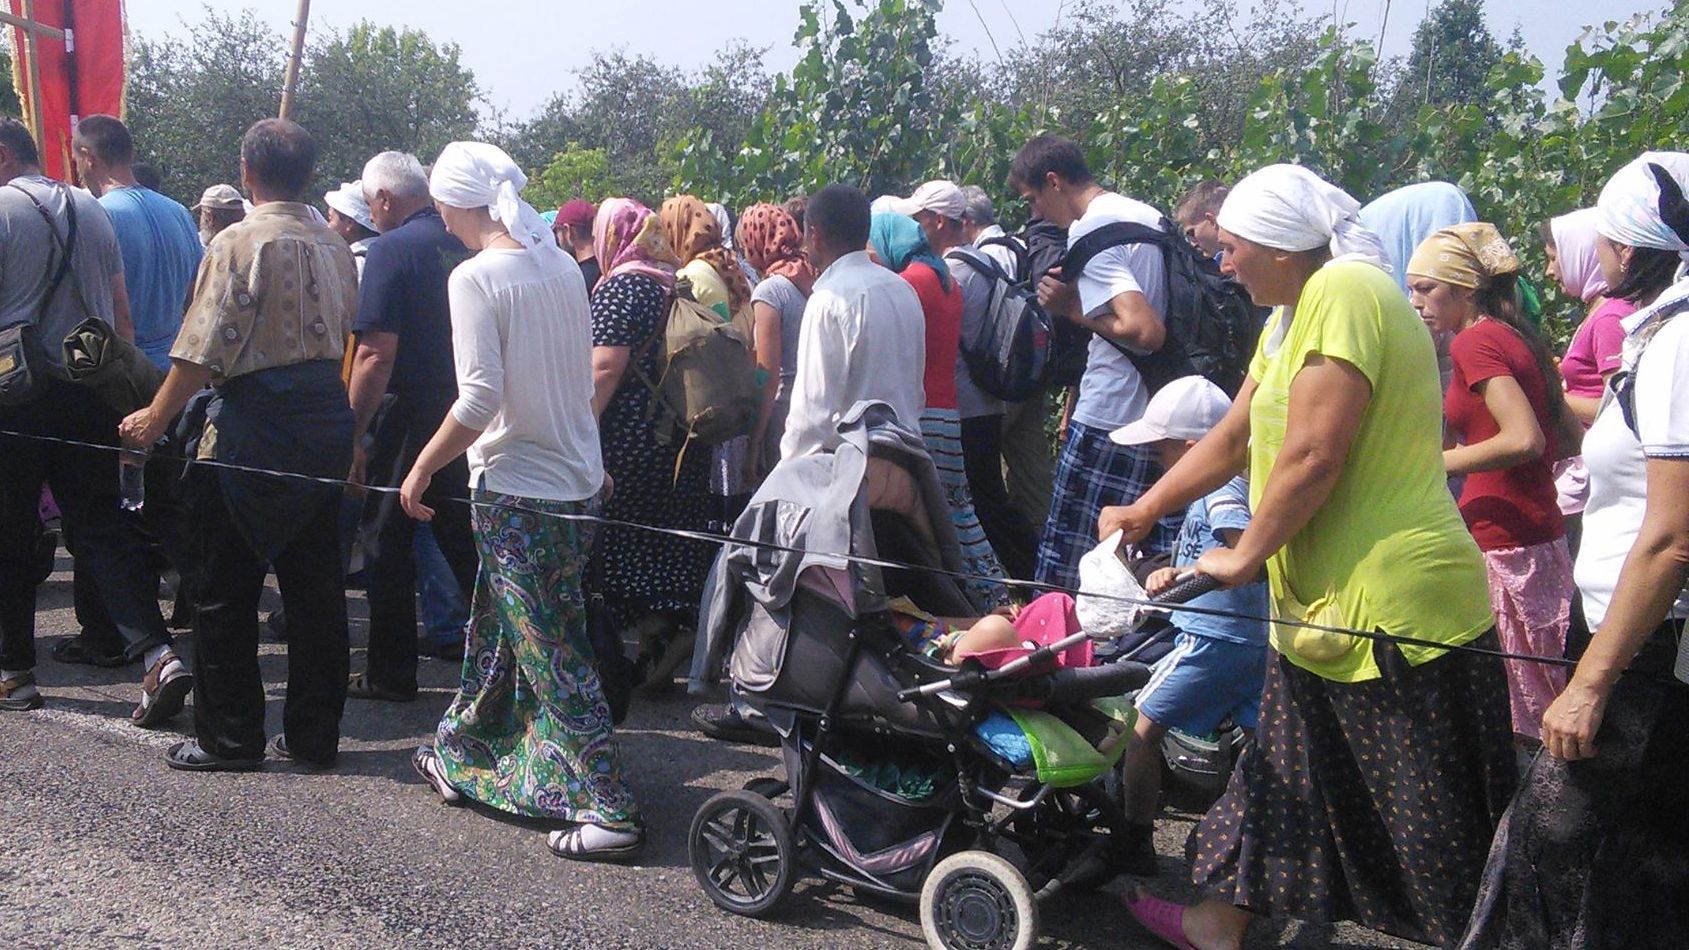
[593, 197, 679, 293]
[869, 212, 952, 291]
[1406, 223, 1521, 290]
[736, 203, 818, 296]
[660, 195, 752, 313]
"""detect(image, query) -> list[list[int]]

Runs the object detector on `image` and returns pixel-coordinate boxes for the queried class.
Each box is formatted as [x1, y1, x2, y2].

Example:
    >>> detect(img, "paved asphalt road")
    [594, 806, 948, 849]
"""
[1, 555, 1423, 950]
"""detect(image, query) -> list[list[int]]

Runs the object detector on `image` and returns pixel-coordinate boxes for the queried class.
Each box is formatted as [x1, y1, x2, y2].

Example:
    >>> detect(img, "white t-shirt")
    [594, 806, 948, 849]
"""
[780, 250, 927, 459]
[1066, 192, 1167, 431]
[447, 247, 605, 503]
[1574, 291, 1689, 632]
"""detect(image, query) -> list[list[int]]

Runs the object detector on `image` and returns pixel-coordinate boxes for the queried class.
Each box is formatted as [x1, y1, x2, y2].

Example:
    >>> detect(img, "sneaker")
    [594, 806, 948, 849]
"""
[690, 704, 778, 747]
[267, 734, 335, 770]
[0, 670, 44, 711]
[132, 651, 193, 728]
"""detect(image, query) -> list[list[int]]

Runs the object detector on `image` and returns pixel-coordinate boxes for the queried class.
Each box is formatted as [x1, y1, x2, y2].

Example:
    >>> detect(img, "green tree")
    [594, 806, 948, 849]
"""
[0, 37, 18, 117]
[522, 144, 616, 210]
[1397, 0, 1503, 109]
[294, 23, 482, 190]
[125, 9, 285, 204]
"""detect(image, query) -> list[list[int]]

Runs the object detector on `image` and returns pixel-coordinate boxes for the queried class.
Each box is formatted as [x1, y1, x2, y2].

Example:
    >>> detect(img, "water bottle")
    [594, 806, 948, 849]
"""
[118, 449, 148, 512]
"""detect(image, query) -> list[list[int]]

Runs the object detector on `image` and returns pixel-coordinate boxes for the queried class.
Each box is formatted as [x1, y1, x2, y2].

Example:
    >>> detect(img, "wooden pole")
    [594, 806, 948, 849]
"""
[17, 0, 50, 146]
[278, 0, 310, 120]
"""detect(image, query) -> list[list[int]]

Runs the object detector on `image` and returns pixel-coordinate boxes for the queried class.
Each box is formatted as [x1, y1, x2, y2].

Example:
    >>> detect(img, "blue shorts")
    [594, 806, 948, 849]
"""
[1134, 631, 1267, 735]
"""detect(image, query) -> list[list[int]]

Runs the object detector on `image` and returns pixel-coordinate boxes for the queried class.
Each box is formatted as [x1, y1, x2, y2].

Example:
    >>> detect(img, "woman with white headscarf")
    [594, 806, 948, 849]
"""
[1100, 165, 1512, 949]
[400, 141, 642, 861]
[1461, 152, 1689, 949]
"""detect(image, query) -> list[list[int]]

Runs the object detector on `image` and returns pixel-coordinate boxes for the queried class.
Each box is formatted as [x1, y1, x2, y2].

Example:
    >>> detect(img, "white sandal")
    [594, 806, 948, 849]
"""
[411, 747, 462, 805]
[546, 824, 644, 862]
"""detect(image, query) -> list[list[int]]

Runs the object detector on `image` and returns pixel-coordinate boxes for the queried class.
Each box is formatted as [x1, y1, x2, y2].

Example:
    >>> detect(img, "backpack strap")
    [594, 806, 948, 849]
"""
[7, 182, 78, 325]
[943, 246, 1010, 283]
[1060, 221, 1173, 284]
[974, 236, 1028, 282]
[1614, 296, 1689, 438]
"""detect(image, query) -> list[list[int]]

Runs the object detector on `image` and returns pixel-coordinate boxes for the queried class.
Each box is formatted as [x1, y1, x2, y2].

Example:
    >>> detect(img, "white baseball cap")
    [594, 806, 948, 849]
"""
[891, 180, 966, 220]
[1109, 376, 1232, 446]
[324, 179, 378, 234]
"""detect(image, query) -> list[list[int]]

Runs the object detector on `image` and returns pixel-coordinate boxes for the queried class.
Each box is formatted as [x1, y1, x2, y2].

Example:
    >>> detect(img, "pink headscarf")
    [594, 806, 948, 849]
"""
[1549, 208, 1608, 303]
[593, 197, 679, 293]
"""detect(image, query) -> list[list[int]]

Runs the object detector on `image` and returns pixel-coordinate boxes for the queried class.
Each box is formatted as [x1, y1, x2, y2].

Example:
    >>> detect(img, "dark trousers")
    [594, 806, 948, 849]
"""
[191, 470, 347, 762]
[0, 379, 170, 670]
[72, 451, 202, 651]
[361, 393, 476, 695]
[960, 414, 1039, 581]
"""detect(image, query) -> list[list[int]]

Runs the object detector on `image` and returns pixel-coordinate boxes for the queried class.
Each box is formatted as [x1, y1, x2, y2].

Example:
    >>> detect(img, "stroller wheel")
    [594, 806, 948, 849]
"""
[689, 789, 796, 918]
[742, 777, 790, 800]
[920, 851, 1038, 950]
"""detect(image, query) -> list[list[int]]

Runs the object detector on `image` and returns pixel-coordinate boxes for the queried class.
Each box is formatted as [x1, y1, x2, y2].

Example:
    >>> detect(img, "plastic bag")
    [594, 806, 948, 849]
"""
[1074, 530, 1153, 640]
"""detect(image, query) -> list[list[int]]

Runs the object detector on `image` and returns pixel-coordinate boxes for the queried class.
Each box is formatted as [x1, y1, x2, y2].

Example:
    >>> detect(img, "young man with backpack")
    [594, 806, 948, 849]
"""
[895, 179, 1040, 580]
[1012, 134, 1185, 590]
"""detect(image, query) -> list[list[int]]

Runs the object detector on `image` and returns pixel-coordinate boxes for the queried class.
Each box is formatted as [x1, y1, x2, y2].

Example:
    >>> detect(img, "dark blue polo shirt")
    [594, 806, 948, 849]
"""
[352, 207, 469, 398]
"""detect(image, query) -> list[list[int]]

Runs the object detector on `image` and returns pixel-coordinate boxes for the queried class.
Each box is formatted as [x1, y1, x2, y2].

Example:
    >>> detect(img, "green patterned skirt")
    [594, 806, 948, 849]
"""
[429, 489, 639, 828]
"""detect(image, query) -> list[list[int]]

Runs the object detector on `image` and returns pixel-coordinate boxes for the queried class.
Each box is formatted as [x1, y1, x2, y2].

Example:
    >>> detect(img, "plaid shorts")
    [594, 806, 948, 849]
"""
[1034, 419, 1181, 590]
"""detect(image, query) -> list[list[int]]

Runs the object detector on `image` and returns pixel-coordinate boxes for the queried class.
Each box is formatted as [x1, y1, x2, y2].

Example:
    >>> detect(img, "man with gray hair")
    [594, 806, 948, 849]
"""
[345, 151, 476, 702]
[960, 184, 1023, 277]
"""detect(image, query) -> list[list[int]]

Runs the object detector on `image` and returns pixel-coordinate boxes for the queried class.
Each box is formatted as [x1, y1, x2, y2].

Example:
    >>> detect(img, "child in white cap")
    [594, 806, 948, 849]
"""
[1109, 375, 1269, 876]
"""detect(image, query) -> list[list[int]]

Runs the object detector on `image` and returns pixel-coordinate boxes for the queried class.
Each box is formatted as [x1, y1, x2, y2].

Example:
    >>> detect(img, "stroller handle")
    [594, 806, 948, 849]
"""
[895, 574, 1223, 703]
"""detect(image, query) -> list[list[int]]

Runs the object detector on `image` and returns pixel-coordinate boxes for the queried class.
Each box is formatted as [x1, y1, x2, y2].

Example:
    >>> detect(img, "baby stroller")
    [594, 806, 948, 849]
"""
[688, 404, 1211, 949]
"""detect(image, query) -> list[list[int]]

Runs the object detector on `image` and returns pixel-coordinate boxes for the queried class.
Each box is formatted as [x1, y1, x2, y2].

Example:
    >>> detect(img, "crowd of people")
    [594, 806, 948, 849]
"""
[0, 107, 1685, 948]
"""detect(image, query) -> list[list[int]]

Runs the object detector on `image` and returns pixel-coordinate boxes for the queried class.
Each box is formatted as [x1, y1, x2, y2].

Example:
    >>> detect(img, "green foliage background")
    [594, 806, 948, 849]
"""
[5, 0, 1689, 338]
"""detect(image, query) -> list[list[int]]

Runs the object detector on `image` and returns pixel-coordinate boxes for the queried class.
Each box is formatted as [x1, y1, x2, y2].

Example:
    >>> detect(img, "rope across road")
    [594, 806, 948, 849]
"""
[2, 425, 1624, 677]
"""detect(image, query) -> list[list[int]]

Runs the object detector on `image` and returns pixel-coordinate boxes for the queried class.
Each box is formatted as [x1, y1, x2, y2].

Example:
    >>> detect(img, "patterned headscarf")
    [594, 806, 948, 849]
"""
[869, 212, 952, 292]
[661, 195, 752, 313]
[737, 203, 818, 296]
[1406, 223, 1521, 290]
[1596, 150, 1689, 260]
[1548, 208, 1608, 303]
[593, 197, 679, 293]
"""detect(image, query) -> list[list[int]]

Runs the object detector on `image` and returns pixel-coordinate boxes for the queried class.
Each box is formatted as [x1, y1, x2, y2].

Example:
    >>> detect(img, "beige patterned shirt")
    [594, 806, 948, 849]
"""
[171, 202, 358, 380]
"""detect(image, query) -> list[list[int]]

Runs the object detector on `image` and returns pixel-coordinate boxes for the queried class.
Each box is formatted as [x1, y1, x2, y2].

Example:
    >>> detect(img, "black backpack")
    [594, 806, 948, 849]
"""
[1063, 217, 1268, 396]
[994, 219, 1094, 389]
[943, 247, 1053, 402]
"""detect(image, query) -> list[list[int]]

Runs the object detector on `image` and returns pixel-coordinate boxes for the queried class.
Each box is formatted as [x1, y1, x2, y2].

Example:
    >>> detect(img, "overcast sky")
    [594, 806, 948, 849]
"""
[135, 1, 1664, 119]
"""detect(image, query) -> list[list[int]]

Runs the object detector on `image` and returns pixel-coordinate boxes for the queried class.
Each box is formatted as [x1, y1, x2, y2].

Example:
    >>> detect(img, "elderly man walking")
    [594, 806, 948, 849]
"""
[344, 151, 476, 702]
[121, 118, 359, 770]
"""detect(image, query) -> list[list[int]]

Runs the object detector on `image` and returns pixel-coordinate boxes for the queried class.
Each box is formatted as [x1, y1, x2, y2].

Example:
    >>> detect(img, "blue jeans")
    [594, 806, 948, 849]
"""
[414, 524, 469, 649]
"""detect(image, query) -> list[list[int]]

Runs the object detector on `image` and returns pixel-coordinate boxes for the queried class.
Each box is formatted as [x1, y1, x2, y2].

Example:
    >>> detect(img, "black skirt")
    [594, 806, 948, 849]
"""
[1191, 630, 1516, 947]
[1459, 620, 1689, 949]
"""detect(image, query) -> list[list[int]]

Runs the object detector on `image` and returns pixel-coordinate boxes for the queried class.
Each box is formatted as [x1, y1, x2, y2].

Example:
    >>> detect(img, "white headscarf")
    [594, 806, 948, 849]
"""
[1596, 150, 1689, 260]
[428, 141, 557, 256]
[1217, 164, 1389, 269]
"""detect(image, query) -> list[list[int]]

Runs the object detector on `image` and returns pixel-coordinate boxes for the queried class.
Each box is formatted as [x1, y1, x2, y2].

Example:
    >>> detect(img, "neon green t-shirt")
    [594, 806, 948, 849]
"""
[1247, 259, 1493, 682]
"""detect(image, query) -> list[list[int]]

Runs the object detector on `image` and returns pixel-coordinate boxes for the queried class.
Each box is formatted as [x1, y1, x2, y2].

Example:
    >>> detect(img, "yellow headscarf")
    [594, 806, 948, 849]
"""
[1405, 222, 1521, 289]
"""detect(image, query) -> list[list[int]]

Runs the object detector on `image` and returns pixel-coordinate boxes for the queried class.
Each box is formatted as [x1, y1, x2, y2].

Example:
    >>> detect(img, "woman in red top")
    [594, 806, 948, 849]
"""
[869, 212, 1006, 608]
[1408, 223, 1575, 745]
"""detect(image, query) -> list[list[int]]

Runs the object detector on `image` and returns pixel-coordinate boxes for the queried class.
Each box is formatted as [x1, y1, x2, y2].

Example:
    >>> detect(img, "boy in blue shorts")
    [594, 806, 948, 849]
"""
[1108, 375, 1269, 876]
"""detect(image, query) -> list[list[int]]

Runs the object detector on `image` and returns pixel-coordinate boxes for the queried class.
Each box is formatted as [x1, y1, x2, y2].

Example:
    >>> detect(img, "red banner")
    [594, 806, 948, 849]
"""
[7, 0, 128, 182]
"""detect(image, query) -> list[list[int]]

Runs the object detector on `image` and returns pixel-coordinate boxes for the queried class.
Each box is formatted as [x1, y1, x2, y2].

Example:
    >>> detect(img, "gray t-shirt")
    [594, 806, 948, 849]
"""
[945, 247, 1005, 420]
[0, 175, 122, 371]
[751, 273, 808, 399]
